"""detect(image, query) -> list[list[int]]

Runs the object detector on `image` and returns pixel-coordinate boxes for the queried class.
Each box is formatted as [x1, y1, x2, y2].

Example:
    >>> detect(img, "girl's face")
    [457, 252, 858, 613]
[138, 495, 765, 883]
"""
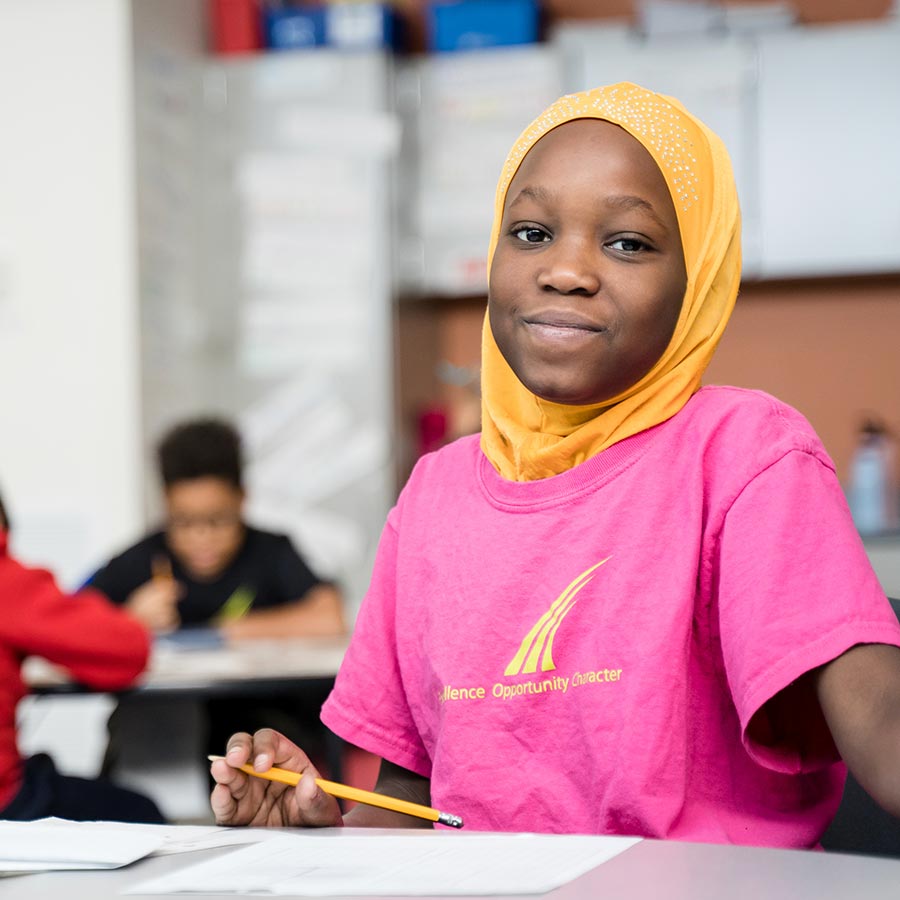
[488, 119, 687, 407]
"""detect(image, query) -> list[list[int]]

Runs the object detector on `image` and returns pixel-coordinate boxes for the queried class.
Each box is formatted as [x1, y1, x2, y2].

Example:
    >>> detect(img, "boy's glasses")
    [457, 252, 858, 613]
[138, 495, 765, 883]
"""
[167, 513, 241, 532]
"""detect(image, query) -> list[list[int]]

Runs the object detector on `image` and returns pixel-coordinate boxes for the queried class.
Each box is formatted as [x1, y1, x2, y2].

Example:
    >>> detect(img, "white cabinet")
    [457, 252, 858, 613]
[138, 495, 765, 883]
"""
[756, 22, 900, 278]
[398, 47, 563, 296]
[134, 26, 398, 612]
[215, 52, 398, 614]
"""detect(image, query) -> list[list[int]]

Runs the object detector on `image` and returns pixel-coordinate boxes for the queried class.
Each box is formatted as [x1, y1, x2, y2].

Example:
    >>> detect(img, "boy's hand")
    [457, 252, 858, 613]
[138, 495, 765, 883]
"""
[210, 729, 343, 828]
[125, 578, 182, 633]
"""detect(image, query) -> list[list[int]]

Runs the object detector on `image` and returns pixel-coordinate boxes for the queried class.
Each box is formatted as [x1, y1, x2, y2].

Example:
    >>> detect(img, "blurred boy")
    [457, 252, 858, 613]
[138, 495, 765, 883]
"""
[89, 417, 345, 761]
[89, 418, 345, 640]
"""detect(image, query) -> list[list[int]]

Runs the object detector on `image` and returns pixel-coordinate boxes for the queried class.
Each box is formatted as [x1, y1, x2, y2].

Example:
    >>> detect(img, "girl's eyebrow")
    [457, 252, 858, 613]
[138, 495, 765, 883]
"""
[605, 194, 669, 231]
[506, 184, 554, 209]
[507, 186, 670, 233]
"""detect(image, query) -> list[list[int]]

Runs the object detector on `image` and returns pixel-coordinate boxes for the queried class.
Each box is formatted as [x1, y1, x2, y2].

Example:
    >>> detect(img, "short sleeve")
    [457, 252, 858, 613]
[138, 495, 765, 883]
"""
[321, 512, 431, 777]
[717, 449, 900, 772]
[267, 535, 323, 606]
[87, 540, 154, 605]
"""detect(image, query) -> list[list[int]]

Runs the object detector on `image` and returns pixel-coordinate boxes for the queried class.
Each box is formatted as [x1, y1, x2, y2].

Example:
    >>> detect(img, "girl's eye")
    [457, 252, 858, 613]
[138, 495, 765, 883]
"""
[513, 226, 550, 244]
[608, 237, 649, 253]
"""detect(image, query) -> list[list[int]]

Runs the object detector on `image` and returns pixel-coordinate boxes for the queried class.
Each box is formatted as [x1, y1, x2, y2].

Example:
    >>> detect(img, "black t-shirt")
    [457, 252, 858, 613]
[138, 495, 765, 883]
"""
[88, 526, 323, 626]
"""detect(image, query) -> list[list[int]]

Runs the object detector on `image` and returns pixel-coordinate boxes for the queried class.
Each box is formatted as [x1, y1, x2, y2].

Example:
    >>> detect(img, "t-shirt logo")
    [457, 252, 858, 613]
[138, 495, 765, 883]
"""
[217, 586, 256, 622]
[504, 558, 610, 676]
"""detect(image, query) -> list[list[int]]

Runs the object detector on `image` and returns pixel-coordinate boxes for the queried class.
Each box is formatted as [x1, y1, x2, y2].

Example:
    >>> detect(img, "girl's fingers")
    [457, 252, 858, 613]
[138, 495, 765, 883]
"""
[210, 782, 240, 824]
[224, 731, 254, 766]
[294, 772, 343, 826]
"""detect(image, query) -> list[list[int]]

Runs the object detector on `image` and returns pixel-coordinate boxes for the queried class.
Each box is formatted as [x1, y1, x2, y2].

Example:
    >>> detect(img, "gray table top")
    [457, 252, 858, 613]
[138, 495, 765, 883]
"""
[1, 827, 898, 899]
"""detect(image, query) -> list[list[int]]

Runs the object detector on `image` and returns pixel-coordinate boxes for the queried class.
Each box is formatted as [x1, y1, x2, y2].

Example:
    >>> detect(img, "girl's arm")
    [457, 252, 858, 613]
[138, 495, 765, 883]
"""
[342, 758, 433, 828]
[815, 642, 900, 817]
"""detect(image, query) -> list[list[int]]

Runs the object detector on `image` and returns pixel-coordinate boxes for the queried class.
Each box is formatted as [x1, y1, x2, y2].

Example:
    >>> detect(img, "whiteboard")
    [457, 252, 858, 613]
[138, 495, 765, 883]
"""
[756, 22, 900, 277]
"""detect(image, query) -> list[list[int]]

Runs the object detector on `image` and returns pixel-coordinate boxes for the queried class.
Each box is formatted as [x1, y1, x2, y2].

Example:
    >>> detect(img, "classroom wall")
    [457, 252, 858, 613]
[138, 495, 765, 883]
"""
[397, 276, 900, 488]
[0, 0, 143, 586]
[707, 277, 900, 483]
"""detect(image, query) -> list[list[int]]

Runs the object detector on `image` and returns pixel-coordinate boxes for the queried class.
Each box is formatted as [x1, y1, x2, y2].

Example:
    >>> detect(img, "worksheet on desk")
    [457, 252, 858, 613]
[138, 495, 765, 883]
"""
[0, 820, 165, 873]
[127, 831, 640, 896]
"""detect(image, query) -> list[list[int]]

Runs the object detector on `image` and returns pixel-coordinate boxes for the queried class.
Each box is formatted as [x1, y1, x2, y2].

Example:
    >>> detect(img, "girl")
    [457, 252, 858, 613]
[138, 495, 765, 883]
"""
[210, 83, 900, 848]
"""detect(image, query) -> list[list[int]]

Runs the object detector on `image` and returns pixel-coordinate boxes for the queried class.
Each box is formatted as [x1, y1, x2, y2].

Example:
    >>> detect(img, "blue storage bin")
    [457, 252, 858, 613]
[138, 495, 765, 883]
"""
[263, 7, 326, 50]
[427, 0, 540, 53]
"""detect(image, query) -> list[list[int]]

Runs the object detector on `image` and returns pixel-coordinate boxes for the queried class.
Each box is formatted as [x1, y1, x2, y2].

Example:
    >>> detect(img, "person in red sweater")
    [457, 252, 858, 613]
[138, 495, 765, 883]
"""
[0, 491, 165, 822]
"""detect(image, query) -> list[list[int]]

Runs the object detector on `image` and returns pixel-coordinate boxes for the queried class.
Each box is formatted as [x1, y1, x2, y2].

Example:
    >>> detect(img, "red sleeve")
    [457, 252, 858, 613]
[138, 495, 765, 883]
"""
[0, 556, 150, 690]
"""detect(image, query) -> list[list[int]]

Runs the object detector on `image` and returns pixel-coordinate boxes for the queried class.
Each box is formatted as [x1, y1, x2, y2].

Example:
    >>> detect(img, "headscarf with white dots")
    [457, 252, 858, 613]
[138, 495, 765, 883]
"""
[480, 82, 742, 481]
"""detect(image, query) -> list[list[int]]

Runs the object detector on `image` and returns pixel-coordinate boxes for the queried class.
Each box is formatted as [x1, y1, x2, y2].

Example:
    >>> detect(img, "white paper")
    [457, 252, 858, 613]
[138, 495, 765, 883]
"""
[240, 228, 371, 293]
[103, 822, 285, 856]
[278, 108, 401, 159]
[0, 819, 165, 873]
[128, 831, 641, 896]
[237, 153, 368, 220]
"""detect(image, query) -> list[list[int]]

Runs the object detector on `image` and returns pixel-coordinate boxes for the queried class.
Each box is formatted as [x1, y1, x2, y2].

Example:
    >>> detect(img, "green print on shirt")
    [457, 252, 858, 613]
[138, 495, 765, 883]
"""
[217, 586, 256, 622]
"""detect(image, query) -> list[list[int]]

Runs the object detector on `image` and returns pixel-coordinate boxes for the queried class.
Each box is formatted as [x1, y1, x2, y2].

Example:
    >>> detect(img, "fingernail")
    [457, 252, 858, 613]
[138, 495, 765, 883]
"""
[254, 754, 268, 770]
[298, 772, 315, 797]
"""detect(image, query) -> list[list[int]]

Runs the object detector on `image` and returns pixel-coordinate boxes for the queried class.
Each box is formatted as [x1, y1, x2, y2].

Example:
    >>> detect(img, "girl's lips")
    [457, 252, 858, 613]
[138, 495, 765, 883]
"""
[524, 318, 605, 341]
[523, 309, 605, 332]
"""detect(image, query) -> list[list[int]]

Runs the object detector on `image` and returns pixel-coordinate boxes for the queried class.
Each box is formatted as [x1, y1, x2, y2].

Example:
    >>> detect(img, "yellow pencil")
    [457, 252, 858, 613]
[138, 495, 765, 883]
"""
[152, 555, 173, 582]
[207, 755, 463, 828]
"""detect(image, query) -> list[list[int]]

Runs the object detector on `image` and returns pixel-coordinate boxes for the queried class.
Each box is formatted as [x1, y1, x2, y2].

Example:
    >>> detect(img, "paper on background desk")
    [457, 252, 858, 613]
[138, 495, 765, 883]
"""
[128, 831, 641, 896]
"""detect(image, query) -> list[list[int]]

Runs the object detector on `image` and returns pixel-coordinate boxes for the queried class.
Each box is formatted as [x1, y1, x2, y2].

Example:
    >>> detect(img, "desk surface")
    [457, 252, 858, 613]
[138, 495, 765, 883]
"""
[25, 635, 350, 697]
[1, 828, 899, 899]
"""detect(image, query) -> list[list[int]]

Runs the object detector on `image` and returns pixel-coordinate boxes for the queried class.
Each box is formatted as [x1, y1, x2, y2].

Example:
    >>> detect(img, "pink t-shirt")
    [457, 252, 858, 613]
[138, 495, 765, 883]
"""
[322, 387, 900, 847]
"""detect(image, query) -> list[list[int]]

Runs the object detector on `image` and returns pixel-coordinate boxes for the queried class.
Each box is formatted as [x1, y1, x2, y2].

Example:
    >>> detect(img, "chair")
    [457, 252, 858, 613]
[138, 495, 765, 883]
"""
[819, 597, 900, 857]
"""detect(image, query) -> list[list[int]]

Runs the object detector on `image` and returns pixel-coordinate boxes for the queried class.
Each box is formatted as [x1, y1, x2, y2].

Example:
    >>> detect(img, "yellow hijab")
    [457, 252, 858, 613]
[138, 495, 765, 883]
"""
[481, 83, 742, 481]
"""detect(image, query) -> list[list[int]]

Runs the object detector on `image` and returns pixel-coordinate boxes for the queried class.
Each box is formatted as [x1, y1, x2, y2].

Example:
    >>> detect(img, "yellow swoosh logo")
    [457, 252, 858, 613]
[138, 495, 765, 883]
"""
[505, 558, 610, 676]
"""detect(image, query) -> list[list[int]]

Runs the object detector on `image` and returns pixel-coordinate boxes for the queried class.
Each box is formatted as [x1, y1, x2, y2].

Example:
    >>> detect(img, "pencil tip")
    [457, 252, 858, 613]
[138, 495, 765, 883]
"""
[207, 754, 225, 762]
[437, 812, 464, 829]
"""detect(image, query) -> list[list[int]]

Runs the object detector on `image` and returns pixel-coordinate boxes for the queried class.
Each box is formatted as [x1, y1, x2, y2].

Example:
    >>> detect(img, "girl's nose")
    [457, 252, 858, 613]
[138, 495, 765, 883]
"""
[535, 238, 601, 295]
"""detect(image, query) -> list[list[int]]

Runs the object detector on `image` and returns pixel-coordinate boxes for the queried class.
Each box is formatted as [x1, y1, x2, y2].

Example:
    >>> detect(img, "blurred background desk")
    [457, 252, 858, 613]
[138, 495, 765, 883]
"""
[22, 636, 350, 823]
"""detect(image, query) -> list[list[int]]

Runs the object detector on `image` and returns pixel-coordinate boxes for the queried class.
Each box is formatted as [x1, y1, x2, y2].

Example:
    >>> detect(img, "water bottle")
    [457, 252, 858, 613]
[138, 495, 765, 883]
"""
[848, 419, 898, 536]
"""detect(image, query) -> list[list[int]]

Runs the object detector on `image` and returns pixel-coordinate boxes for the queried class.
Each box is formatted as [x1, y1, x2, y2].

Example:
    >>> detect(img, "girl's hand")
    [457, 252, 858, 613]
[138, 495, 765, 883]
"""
[209, 728, 343, 828]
